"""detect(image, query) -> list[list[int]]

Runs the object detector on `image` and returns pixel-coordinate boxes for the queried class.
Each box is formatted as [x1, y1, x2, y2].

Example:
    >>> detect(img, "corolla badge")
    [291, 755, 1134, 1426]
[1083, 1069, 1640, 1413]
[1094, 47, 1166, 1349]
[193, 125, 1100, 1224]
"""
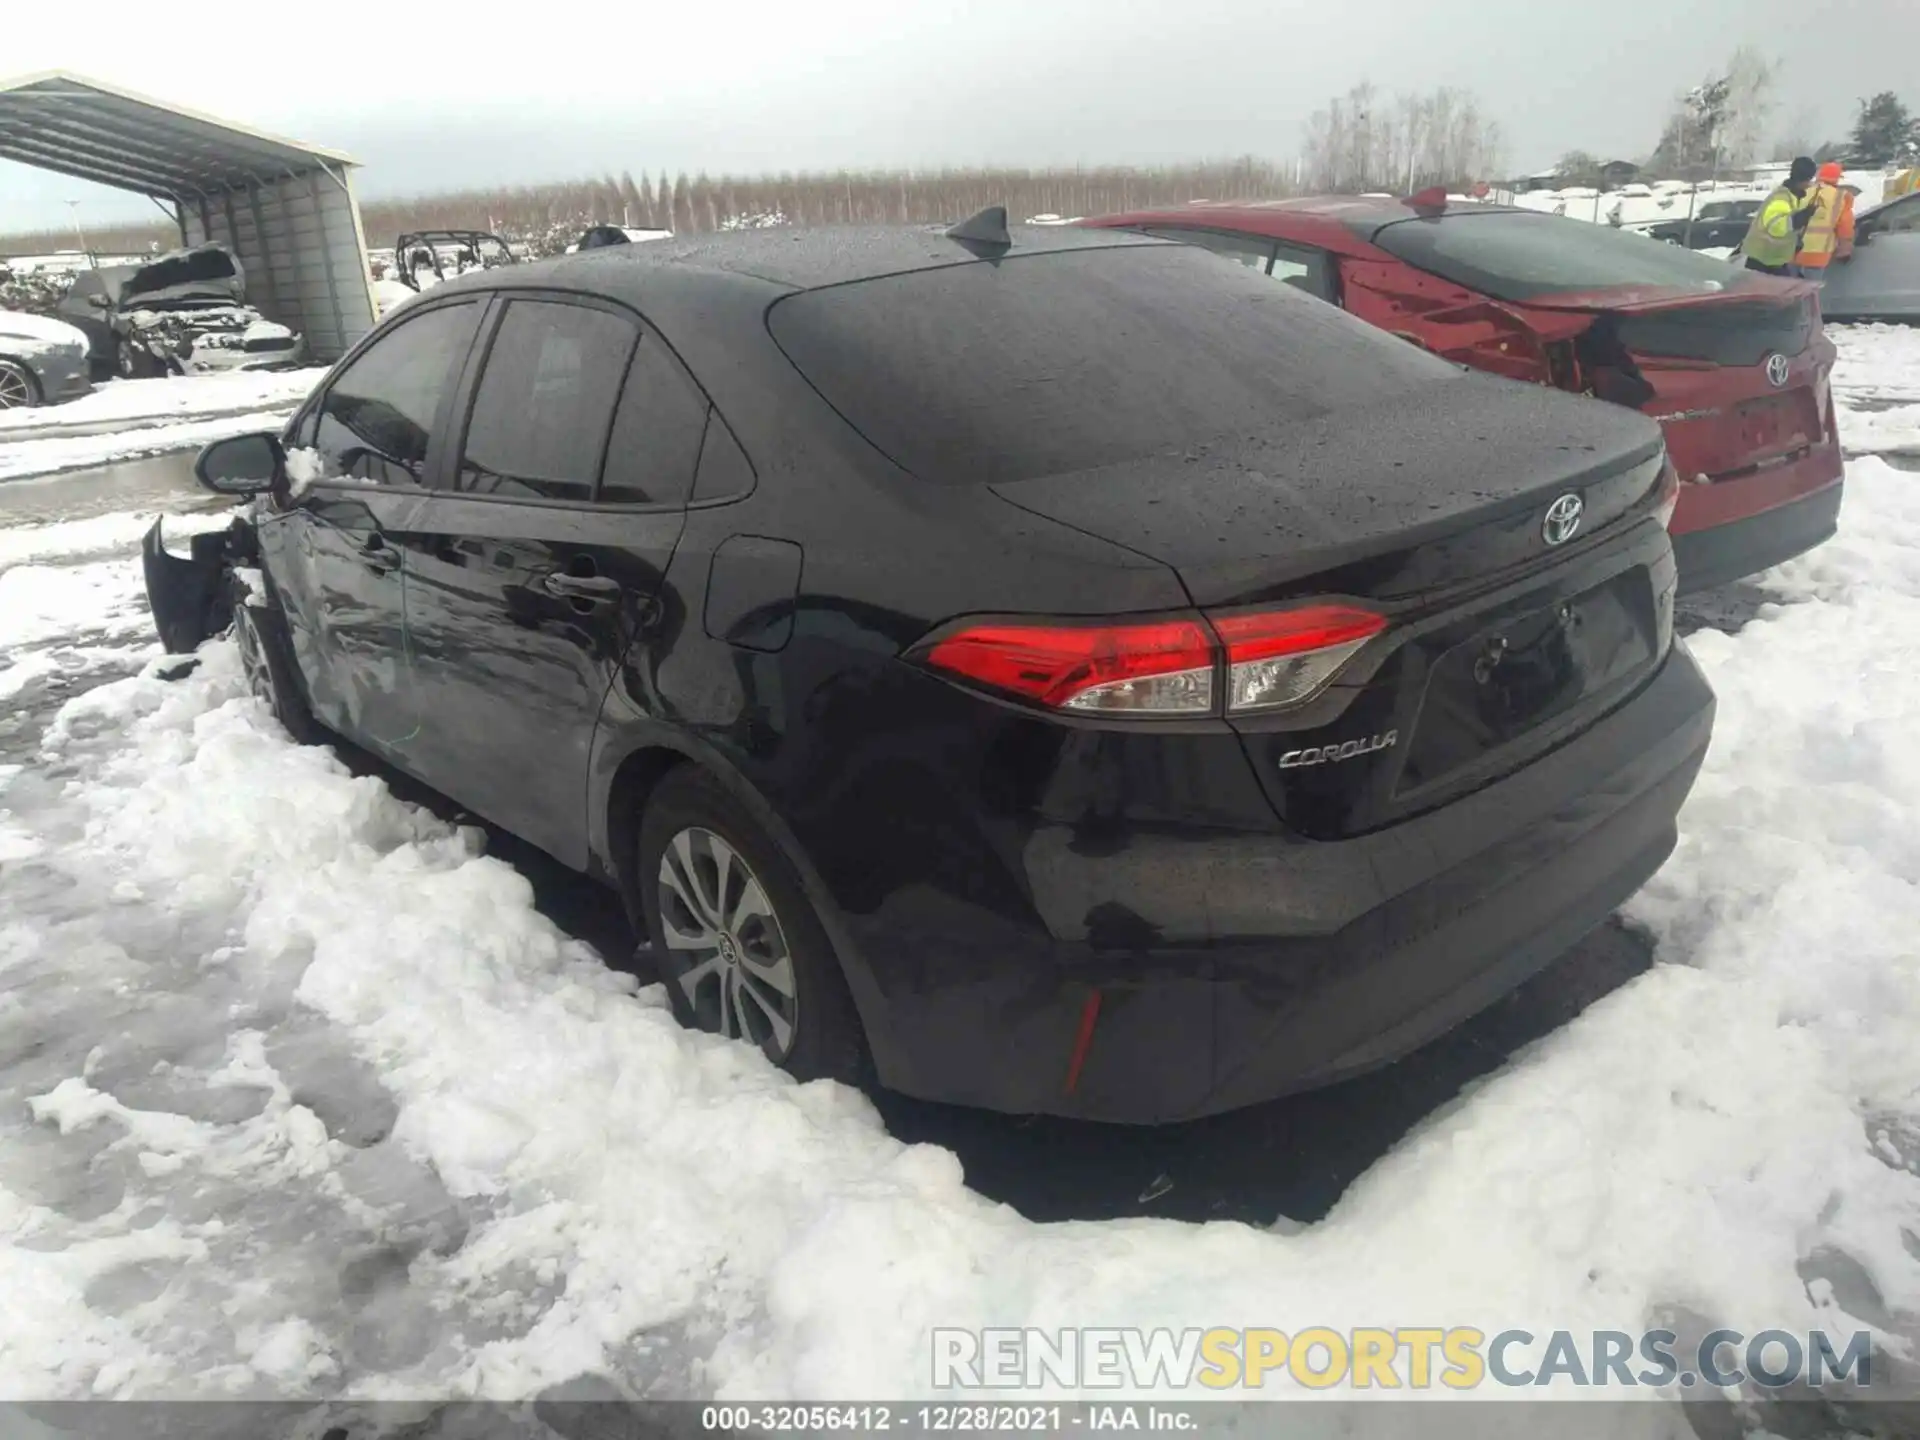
[1764, 352, 1791, 388]
[1541, 492, 1584, 547]
[1278, 730, 1398, 769]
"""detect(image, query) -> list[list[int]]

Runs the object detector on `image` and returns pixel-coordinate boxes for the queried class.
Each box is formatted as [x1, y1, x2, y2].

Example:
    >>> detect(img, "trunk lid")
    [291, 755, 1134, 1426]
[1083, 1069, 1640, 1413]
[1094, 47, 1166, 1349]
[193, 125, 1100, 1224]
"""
[989, 374, 1676, 840]
[1510, 284, 1831, 485]
[987, 372, 1665, 607]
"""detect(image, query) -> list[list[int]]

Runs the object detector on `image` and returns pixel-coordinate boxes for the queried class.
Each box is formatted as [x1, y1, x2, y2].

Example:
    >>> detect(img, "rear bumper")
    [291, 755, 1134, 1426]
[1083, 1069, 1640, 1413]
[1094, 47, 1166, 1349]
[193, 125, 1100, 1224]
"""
[1668, 437, 1844, 593]
[1671, 476, 1843, 593]
[859, 646, 1715, 1123]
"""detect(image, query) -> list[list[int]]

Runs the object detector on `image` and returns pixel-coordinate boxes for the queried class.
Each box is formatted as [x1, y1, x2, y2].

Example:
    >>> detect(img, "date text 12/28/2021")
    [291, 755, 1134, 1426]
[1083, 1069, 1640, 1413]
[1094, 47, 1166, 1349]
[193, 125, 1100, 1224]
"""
[700, 1406, 1196, 1433]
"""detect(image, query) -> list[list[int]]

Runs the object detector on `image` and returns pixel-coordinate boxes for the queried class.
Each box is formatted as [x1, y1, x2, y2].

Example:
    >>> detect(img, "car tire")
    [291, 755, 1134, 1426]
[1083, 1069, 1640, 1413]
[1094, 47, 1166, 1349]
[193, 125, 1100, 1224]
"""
[233, 600, 324, 745]
[0, 358, 39, 410]
[115, 339, 163, 380]
[637, 767, 867, 1084]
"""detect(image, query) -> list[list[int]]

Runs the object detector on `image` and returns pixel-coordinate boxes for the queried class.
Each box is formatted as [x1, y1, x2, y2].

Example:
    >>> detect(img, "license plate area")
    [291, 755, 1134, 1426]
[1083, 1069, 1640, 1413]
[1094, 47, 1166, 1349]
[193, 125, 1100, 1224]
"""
[1397, 568, 1657, 794]
[1734, 392, 1811, 457]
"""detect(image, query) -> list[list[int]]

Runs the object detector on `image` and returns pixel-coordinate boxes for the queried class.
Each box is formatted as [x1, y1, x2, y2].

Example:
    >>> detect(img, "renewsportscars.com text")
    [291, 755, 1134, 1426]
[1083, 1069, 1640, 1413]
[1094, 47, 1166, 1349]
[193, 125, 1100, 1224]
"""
[932, 1326, 1875, 1392]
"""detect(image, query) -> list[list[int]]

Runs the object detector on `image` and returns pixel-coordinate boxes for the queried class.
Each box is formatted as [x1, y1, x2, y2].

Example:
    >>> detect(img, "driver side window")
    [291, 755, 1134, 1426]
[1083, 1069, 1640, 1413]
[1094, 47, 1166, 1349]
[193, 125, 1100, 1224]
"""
[291, 302, 480, 487]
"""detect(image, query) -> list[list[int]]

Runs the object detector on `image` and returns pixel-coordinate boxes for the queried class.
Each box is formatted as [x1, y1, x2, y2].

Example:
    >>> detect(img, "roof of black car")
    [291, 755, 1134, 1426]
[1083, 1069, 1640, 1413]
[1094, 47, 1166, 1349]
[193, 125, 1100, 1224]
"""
[520, 223, 1159, 293]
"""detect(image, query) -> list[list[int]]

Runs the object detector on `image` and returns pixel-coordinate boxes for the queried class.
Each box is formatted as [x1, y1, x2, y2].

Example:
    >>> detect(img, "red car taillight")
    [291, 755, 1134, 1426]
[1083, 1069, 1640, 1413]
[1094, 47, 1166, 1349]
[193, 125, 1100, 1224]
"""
[915, 604, 1386, 717]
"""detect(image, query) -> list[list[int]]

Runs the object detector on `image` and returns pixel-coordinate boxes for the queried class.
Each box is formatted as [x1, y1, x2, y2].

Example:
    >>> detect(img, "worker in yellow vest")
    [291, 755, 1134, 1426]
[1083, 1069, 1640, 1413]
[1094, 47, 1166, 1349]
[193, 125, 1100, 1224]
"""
[1741, 157, 1818, 277]
[1795, 162, 1855, 283]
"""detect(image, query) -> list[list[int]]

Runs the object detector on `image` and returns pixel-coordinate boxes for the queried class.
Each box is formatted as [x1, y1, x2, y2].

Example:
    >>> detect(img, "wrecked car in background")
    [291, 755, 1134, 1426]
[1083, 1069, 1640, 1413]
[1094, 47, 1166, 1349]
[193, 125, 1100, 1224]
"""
[1080, 195, 1844, 594]
[0, 306, 92, 409]
[394, 230, 518, 290]
[55, 243, 305, 380]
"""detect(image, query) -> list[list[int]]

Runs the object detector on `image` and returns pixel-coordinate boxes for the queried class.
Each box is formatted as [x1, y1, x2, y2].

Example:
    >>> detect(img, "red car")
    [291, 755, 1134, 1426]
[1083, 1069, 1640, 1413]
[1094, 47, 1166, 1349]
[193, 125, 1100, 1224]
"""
[1079, 196, 1843, 592]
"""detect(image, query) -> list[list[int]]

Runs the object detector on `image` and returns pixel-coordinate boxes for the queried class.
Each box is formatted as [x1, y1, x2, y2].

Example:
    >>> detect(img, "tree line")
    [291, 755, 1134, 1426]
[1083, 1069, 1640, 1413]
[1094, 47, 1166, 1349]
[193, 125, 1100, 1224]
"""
[3, 160, 1316, 263]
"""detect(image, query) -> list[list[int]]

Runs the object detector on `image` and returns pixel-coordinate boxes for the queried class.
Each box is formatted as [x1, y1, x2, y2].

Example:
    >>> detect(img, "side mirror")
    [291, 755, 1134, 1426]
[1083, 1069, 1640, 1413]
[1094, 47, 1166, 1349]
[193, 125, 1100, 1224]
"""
[194, 432, 284, 496]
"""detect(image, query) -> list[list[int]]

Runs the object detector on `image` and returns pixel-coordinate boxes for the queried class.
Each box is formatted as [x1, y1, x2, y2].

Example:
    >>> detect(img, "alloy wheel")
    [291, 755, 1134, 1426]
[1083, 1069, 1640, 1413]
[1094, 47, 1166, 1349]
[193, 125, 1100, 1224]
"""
[0, 363, 33, 410]
[235, 611, 276, 712]
[656, 826, 799, 1061]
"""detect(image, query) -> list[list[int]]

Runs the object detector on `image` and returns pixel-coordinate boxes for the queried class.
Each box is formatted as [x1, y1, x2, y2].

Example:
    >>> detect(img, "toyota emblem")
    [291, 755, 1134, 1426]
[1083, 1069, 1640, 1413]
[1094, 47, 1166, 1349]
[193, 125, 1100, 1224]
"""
[1764, 352, 1791, 388]
[1542, 493, 1584, 547]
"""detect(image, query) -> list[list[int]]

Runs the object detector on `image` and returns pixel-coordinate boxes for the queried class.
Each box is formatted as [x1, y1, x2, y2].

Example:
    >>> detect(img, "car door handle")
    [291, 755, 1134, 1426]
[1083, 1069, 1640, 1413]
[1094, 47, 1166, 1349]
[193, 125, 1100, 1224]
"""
[361, 535, 401, 575]
[541, 572, 622, 603]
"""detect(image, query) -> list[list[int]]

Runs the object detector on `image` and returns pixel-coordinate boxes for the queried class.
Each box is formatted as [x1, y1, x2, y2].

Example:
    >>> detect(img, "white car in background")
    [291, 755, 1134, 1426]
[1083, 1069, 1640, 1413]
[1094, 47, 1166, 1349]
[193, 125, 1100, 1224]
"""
[0, 307, 93, 409]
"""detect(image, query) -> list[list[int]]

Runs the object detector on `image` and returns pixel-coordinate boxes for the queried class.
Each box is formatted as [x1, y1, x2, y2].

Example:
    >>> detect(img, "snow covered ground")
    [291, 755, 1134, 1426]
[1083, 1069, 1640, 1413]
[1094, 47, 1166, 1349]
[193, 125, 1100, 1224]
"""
[0, 331, 1918, 1429]
[0, 370, 324, 482]
[0, 370, 325, 439]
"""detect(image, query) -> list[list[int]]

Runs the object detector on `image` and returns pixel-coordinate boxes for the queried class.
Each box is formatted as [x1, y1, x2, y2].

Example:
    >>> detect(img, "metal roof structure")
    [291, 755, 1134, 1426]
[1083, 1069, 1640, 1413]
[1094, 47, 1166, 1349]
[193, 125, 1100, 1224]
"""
[0, 70, 357, 198]
[0, 71, 376, 361]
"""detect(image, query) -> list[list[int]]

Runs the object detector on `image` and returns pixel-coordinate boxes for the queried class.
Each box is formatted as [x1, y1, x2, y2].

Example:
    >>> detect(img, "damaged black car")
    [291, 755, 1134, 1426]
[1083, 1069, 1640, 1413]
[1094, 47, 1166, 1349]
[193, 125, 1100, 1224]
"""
[139, 225, 1713, 1125]
[55, 243, 307, 380]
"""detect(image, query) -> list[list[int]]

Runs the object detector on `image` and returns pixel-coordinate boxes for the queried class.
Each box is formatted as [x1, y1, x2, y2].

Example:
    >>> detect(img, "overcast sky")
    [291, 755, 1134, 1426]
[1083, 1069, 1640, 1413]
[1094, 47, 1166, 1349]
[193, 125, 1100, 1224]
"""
[4, 0, 1917, 234]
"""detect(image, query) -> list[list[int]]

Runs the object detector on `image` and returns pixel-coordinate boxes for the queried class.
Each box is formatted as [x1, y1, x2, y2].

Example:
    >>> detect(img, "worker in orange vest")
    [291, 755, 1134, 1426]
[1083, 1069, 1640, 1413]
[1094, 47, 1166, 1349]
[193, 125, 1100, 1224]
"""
[1795, 162, 1855, 281]
[1835, 185, 1860, 263]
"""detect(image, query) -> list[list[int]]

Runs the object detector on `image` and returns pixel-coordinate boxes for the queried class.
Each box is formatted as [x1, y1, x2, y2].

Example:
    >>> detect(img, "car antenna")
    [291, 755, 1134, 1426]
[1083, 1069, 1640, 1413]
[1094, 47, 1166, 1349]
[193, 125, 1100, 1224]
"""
[945, 206, 1012, 251]
[1404, 186, 1450, 216]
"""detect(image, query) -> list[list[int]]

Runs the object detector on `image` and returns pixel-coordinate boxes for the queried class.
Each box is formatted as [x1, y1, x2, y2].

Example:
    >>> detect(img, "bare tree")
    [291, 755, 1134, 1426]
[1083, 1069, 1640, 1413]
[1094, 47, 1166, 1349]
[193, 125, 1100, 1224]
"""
[1300, 81, 1504, 194]
[1720, 46, 1779, 168]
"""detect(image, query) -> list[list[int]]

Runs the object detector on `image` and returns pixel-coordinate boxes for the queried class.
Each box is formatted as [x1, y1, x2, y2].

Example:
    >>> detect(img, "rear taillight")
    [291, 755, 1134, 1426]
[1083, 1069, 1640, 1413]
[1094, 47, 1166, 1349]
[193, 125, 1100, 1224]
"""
[1211, 605, 1387, 713]
[919, 619, 1216, 715]
[1652, 456, 1681, 530]
[914, 604, 1385, 718]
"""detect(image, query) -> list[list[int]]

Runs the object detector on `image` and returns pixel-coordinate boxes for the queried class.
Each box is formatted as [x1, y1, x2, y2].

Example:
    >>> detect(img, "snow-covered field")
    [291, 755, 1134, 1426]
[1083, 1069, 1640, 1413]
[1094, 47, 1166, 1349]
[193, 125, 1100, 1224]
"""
[0, 330, 1918, 1429]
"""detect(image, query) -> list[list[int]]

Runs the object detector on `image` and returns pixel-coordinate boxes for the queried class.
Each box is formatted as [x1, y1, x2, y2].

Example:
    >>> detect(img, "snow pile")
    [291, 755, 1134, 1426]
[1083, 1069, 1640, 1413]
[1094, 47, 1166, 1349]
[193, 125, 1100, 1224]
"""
[1, 333, 1920, 1419]
[371, 279, 418, 316]
[0, 369, 324, 436]
[1831, 323, 1920, 456]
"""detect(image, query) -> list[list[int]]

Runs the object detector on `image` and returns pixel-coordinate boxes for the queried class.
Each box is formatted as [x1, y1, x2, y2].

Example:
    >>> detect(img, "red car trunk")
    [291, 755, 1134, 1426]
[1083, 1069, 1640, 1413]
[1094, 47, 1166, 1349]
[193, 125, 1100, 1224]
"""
[1078, 200, 1845, 591]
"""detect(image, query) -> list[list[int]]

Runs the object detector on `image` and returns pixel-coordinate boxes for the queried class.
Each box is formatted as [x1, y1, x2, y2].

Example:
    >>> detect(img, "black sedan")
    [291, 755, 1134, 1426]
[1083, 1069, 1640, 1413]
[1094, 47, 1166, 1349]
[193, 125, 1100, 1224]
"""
[145, 216, 1714, 1123]
[1639, 198, 1762, 250]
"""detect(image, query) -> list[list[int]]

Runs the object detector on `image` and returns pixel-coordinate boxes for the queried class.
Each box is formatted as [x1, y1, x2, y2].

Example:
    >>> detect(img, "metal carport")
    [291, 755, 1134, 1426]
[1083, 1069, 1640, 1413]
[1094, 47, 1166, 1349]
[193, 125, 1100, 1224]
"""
[0, 70, 376, 361]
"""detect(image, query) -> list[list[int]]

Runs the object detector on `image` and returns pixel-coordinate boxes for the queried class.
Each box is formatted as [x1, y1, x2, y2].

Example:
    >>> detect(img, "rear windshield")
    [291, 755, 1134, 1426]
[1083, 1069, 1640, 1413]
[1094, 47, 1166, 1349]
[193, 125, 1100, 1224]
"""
[767, 244, 1457, 485]
[1375, 211, 1747, 302]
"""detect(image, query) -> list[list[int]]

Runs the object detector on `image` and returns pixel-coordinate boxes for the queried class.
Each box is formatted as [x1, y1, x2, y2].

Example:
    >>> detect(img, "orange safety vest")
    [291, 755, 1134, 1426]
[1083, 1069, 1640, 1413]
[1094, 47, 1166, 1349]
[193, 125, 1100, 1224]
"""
[1798, 183, 1843, 266]
[1835, 190, 1858, 260]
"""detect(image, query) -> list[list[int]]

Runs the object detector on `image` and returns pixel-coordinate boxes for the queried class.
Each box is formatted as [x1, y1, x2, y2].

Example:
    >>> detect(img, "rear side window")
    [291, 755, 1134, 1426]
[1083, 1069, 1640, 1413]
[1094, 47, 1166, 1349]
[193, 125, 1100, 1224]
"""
[598, 336, 710, 505]
[768, 244, 1452, 486]
[458, 299, 637, 500]
[691, 412, 755, 503]
[1374, 211, 1747, 302]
